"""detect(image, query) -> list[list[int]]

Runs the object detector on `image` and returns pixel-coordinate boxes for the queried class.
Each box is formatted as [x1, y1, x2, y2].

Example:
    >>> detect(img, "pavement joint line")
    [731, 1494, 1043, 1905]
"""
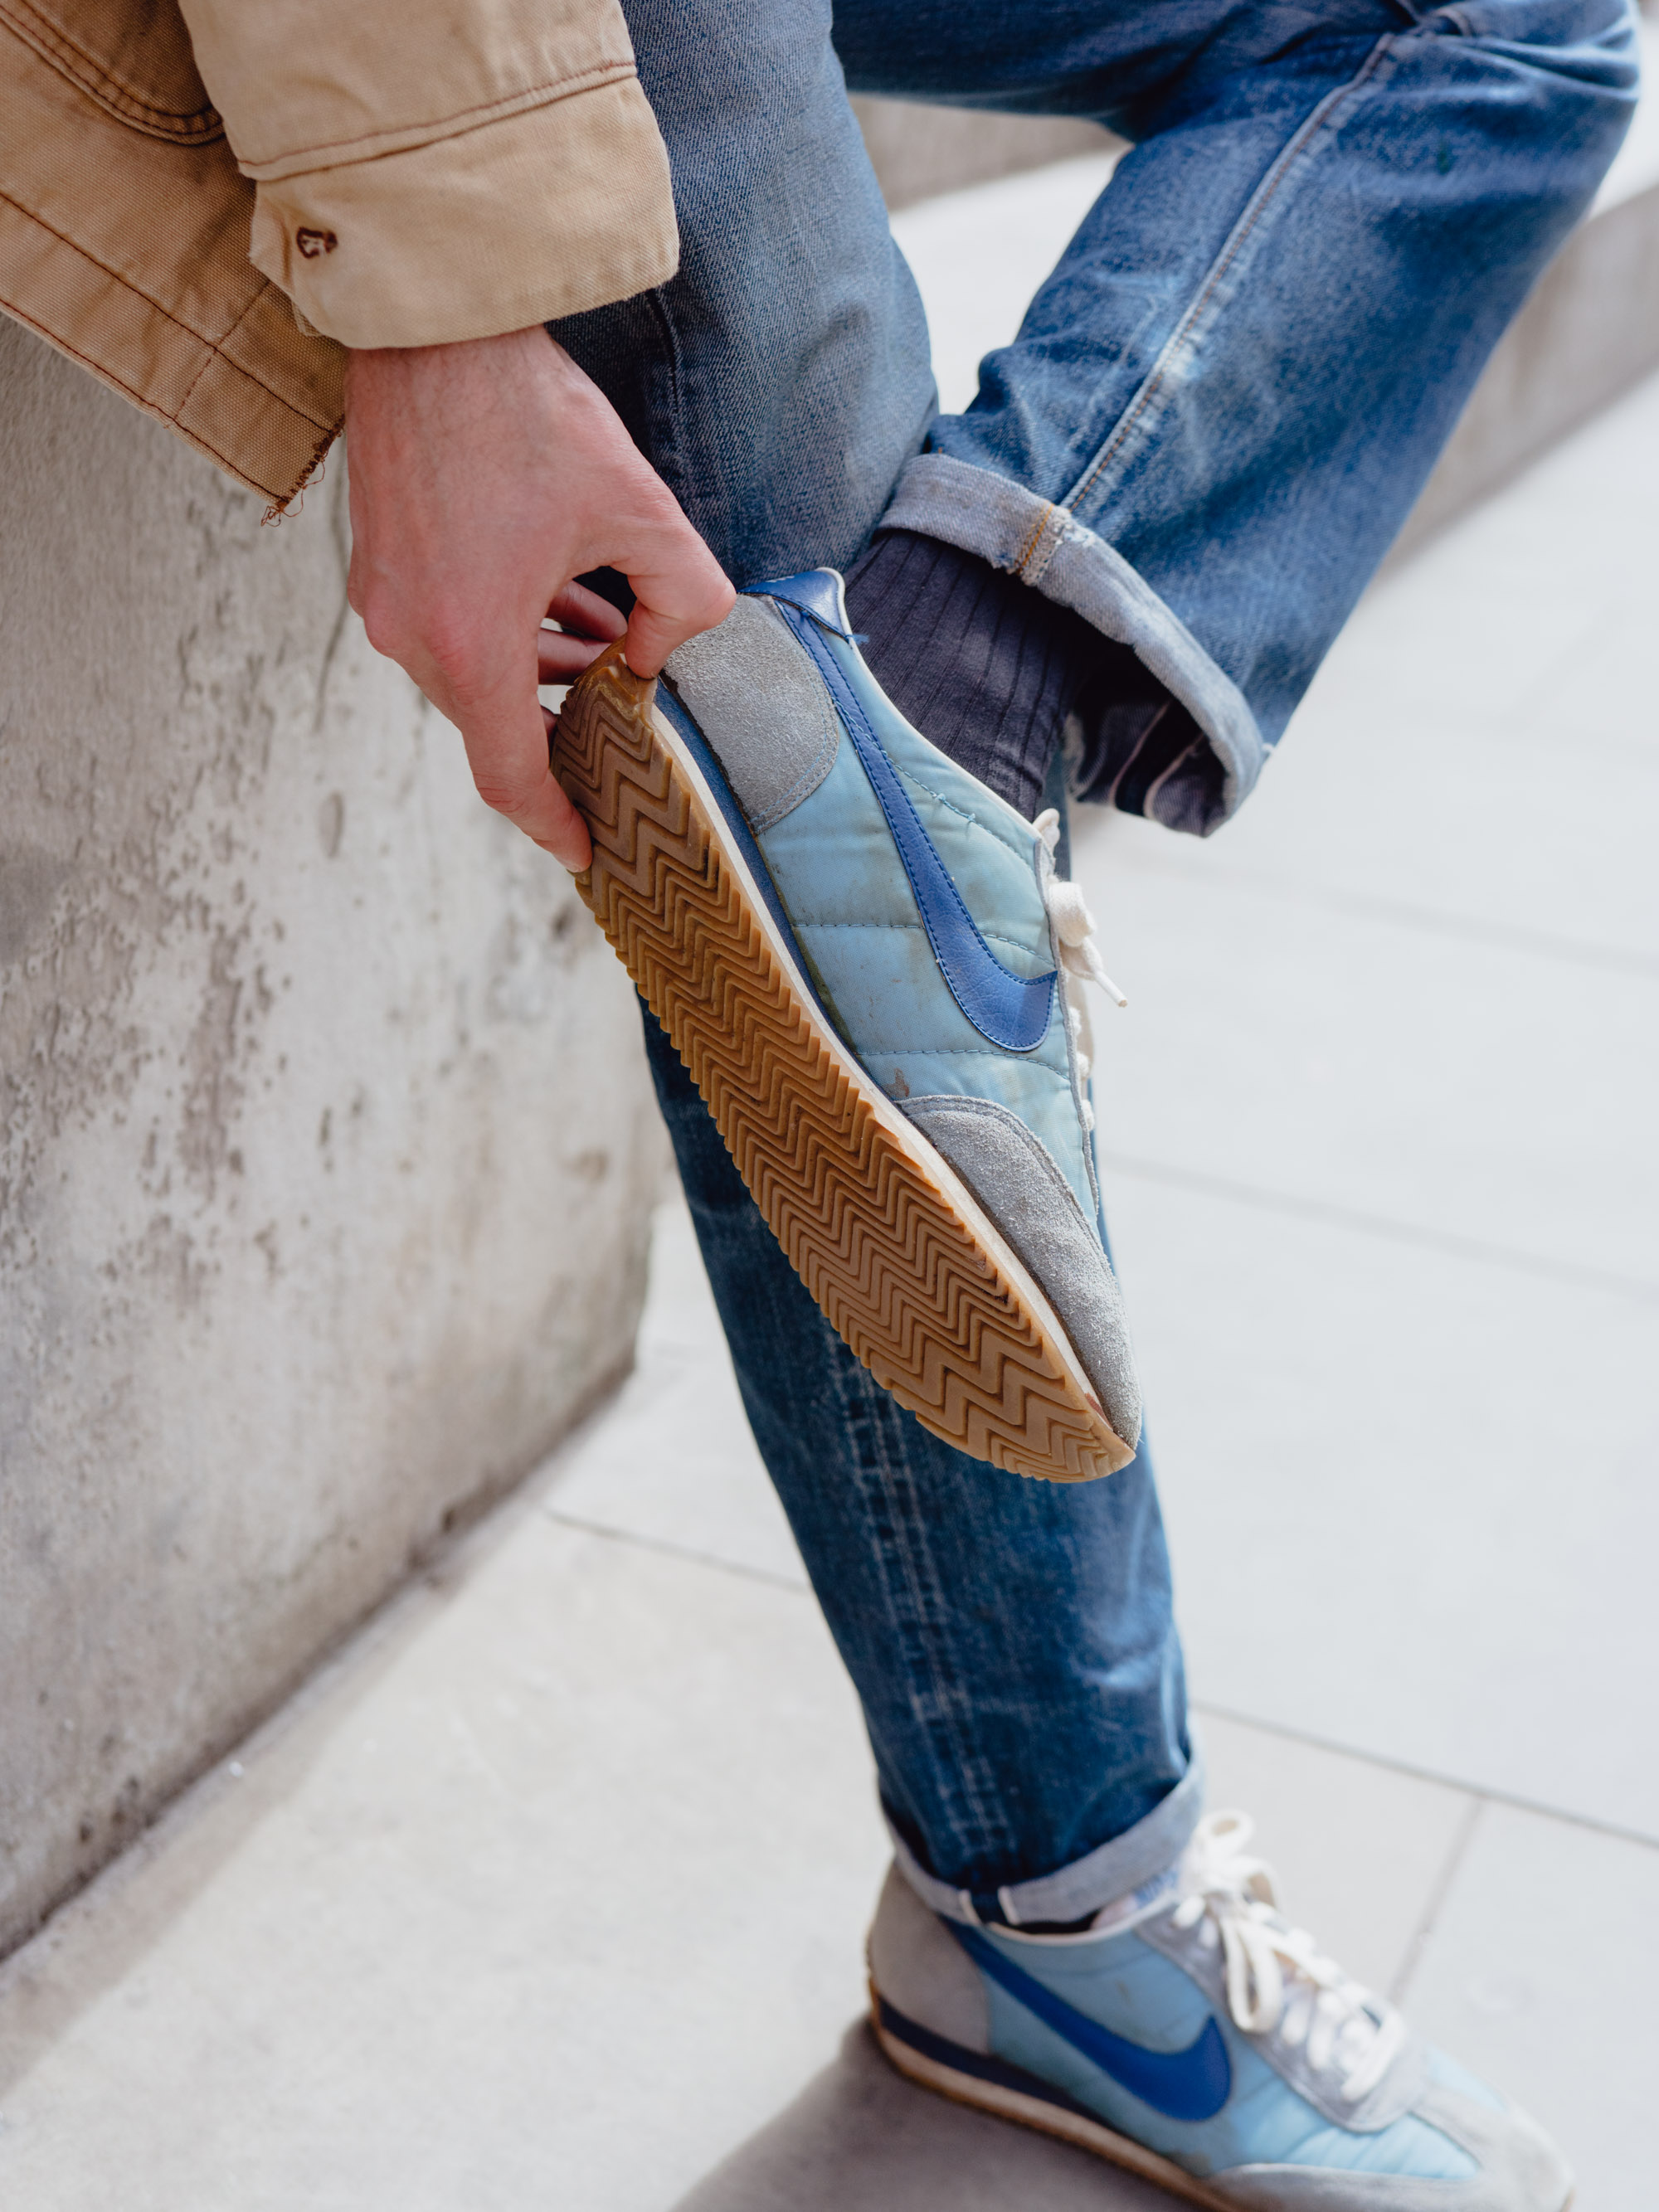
[527, 1520, 1659, 1853]
[1098, 1150, 1659, 1306]
[542, 1506, 810, 1593]
[1389, 1794, 1486, 2007]
[1192, 1699, 1659, 1855]
[1106, 848, 1659, 984]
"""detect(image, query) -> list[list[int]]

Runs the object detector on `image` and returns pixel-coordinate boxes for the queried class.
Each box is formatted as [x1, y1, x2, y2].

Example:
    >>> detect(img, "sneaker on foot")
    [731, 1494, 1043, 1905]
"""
[869, 1811, 1572, 2210]
[553, 568, 1139, 1483]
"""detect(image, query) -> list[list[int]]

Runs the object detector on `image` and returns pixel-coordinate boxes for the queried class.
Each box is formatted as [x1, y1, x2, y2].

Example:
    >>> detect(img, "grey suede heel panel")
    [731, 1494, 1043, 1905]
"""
[868, 1864, 991, 2054]
[900, 1094, 1141, 1450]
[664, 597, 840, 830]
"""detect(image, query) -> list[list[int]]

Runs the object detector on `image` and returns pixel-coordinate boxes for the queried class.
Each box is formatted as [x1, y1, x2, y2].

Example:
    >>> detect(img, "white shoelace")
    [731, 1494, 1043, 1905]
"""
[1165, 1812, 1408, 2105]
[1034, 809, 1129, 1011]
[1034, 807, 1126, 1133]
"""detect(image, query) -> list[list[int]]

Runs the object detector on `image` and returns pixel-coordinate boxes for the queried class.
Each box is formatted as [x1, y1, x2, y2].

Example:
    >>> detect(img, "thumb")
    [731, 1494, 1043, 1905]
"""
[620, 542, 736, 679]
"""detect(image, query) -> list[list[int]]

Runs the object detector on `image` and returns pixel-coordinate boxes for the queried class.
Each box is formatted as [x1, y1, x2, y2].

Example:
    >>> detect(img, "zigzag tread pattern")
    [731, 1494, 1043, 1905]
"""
[552, 648, 1129, 1484]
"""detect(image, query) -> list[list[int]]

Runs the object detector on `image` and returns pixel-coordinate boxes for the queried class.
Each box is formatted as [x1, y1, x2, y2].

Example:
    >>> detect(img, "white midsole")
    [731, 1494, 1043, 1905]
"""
[872, 2011, 1238, 2212]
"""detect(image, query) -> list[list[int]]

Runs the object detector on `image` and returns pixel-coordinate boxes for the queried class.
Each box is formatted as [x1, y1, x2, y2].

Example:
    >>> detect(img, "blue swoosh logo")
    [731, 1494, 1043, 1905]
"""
[762, 591, 1056, 1054]
[950, 1921, 1232, 2122]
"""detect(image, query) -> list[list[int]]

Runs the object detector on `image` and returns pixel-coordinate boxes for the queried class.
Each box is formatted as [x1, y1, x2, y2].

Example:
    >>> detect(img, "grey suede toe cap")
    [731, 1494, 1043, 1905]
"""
[1213, 2080, 1574, 2212]
[901, 1093, 1141, 1451]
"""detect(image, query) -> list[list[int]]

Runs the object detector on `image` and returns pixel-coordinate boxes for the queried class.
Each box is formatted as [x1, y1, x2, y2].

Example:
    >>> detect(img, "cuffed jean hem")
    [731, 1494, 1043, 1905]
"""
[888, 1746, 1205, 1928]
[878, 452, 1263, 837]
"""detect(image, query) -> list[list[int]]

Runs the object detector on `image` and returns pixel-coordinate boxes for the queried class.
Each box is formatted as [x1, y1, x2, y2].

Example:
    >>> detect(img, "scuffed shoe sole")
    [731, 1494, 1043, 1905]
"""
[552, 645, 1133, 1484]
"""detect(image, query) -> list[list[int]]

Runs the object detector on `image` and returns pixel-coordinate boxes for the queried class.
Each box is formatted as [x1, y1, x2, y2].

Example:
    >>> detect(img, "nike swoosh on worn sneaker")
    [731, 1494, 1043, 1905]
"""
[765, 596, 1058, 1054]
[950, 1922, 1233, 2122]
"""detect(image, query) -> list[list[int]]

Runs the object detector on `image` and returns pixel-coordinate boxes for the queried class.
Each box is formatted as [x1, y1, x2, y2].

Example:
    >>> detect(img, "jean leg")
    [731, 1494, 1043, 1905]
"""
[563, 0, 1200, 1901]
[549, 0, 934, 584]
[640, 996, 1193, 1902]
[839, 0, 1639, 834]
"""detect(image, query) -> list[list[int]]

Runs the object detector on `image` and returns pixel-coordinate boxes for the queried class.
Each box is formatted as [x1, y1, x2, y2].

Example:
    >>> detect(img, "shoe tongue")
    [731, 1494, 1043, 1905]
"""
[1087, 1859, 1183, 1935]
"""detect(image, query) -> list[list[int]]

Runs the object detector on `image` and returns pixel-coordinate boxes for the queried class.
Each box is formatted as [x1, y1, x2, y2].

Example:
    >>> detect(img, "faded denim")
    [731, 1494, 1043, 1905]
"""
[641, 998, 1194, 1915]
[556, 0, 1635, 1908]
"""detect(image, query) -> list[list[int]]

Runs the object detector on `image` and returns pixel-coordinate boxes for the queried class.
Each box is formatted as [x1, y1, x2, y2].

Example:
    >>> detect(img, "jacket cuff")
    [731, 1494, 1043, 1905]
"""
[247, 75, 679, 349]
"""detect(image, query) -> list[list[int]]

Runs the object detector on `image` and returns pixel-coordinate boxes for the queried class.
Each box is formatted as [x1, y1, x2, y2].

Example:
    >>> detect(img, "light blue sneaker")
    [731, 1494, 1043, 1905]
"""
[553, 568, 1140, 1484]
[869, 1812, 1573, 2211]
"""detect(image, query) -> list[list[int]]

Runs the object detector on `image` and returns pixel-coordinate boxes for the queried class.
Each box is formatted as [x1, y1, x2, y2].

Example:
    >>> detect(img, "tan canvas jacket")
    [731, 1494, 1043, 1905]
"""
[0, 0, 680, 505]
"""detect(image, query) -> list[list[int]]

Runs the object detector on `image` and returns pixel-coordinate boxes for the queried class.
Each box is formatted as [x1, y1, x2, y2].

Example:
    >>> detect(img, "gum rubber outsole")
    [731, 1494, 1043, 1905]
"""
[552, 644, 1135, 1485]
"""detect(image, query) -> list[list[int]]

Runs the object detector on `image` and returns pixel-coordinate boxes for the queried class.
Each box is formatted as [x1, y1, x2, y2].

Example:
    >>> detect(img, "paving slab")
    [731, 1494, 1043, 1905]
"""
[547, 1198, 802, 1587]
[550, 1159, 1658, 1845]
[1399, 1802, 1659, 2212]
[1103, 1167, 1659, 1840]
[0, 1514, 887, 2212]
[674, 2019, 1170, 2212]
[1196, 1715, 1473, 2002]
[0, 1188, 1626, 2206]
[1077, 844, 1657, 1286]
[1095, 373, 1659, 968]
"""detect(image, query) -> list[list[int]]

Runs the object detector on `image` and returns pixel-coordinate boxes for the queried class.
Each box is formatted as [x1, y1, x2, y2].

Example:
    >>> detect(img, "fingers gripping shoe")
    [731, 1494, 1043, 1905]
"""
[868, 1812, 1573, 2212]
[552, 568, 1140, 1483]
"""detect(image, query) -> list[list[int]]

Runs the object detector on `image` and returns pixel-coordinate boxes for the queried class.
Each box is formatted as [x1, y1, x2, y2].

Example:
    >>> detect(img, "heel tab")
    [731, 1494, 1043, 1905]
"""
[745, 568, 851, 636]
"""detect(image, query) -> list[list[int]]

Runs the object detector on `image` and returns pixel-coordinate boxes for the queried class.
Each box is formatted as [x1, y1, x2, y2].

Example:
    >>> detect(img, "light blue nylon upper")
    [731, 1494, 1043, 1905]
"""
[974, 1923, 1478, 2184]
[774, 599, 1058, 1051]
[745, 584, 1097, 1223]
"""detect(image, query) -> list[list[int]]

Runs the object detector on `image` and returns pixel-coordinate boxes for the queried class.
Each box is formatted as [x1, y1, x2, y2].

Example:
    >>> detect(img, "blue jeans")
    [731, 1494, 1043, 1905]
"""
[556, 0, 1636, 1914]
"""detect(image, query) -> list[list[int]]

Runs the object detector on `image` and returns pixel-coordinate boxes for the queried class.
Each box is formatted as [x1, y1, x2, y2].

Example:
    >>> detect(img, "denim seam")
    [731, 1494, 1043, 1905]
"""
[1062, 32, 1399, 517]
[845, 1364, 1020, 1878]
[1014, 505, 1052, 574]
[643, 282, 694, 526]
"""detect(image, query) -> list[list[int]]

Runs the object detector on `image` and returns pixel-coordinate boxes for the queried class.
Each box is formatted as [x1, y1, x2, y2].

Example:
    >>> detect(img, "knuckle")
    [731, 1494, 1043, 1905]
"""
[416, 609, 477, 686]
[703, 572, 737, 621]
[354, 581, 407, 663]
[358, 599, 399, 660]
[471, 769, 544, 819]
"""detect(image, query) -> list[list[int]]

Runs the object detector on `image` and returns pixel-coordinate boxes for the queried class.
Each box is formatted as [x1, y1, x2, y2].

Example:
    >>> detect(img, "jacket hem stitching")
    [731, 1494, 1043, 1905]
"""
[0, 7, 224, 143]
[237, 60, 640, 182]
[172, 270, 269, 428]
[0, 185, 338, 435]
[2, 290, 333, 500]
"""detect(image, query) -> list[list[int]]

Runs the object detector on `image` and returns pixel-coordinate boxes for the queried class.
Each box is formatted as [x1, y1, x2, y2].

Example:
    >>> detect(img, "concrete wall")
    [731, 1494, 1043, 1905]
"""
[1390, 177, 1659, 561]
[850, 98, 1114, 212]
[0, 321, 668, 1957]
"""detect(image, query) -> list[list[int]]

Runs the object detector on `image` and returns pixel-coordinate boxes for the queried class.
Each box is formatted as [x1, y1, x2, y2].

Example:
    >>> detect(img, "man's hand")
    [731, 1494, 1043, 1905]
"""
[345, 328, 734, 871]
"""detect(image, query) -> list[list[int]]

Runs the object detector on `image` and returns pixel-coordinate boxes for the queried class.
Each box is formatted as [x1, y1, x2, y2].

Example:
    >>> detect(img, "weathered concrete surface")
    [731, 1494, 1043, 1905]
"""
[0, 318, 668, 1957]
[851, 97, 1117, 212]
